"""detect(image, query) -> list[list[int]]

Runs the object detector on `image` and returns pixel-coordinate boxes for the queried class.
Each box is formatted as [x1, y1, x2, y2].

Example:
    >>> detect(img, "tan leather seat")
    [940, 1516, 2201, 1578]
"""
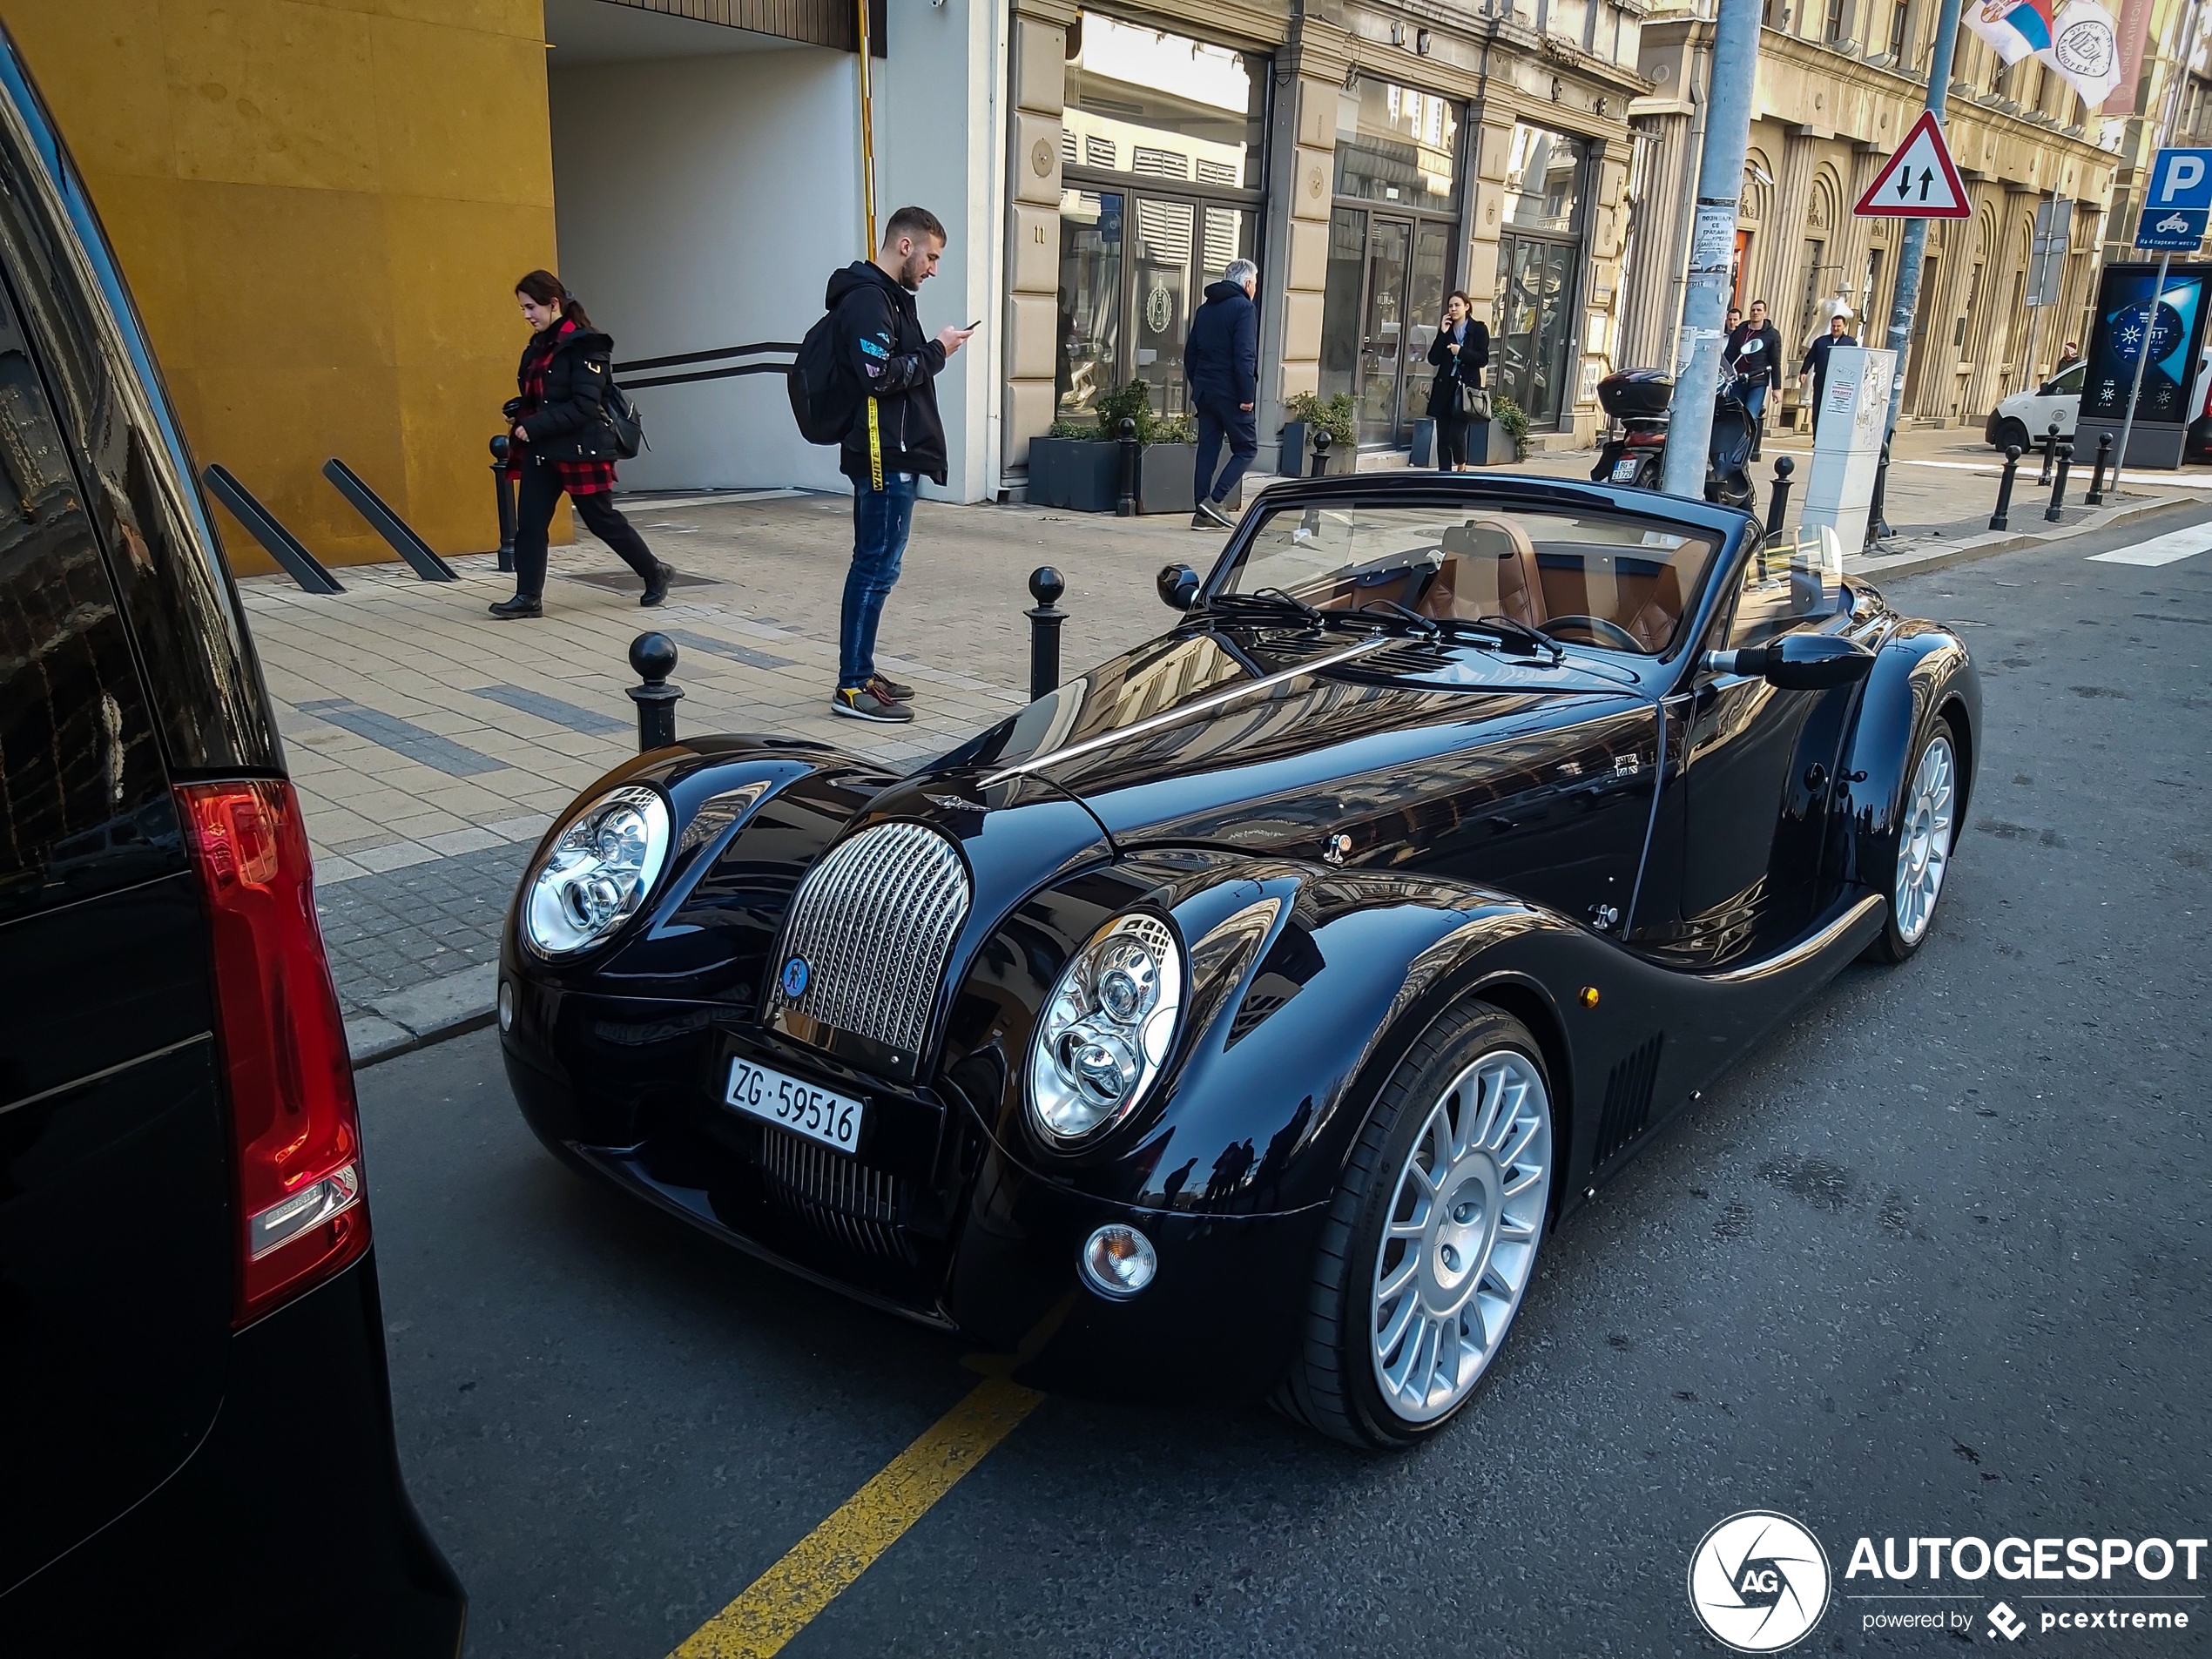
[1424, 518, 1547, 628]
[1623, 563, 1686, 652]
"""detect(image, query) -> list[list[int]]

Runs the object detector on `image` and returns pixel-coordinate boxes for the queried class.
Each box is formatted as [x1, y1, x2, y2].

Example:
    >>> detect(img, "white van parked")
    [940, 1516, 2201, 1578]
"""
[1986, 350, 2212, 460]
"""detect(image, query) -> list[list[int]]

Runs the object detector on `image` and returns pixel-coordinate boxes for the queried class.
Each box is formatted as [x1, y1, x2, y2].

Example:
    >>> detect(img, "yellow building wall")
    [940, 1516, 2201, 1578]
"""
[7, 0, 559, 571]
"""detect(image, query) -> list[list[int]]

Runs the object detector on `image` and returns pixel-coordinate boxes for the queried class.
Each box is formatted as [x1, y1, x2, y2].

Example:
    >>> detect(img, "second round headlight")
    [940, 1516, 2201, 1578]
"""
[1028, 914, 1183, 1144]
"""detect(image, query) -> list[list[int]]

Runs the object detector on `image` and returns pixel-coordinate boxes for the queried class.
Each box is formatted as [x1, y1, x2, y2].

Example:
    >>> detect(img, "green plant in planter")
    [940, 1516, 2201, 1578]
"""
[1147, 411, 1197, 446]
[1285, 390, 1357, 449]
[1047, 417, 1096, 439]
[1492, 395, 1531, 455]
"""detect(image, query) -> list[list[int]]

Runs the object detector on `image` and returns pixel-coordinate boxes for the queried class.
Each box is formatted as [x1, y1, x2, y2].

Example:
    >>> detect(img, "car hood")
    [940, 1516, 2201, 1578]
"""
[923, 625, 1648, 854]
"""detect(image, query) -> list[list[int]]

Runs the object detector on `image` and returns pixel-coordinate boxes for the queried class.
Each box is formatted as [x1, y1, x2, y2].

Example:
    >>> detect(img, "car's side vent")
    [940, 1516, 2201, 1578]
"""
[758, 1126, 909, 1261]
[1594, 1032, 1665, 1166]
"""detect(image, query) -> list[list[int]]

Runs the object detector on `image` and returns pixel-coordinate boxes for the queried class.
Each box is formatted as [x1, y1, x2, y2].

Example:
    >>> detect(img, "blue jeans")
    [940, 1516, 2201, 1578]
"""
[1742, 381, 1770, 421]
[841, 472, 917, 691]
[1194, 395, 1258, 503]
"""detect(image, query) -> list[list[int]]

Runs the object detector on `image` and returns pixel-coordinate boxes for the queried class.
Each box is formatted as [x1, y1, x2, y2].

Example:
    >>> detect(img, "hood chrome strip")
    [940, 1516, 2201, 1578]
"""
[983, 635, 1397, 786]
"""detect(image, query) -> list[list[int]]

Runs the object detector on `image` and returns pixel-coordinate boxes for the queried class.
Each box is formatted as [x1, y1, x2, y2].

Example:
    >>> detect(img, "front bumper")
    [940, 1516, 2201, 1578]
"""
[501, 983, 1320, 1399]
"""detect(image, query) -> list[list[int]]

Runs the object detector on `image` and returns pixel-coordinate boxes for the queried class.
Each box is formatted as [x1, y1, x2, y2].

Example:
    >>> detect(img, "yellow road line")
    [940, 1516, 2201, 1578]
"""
[668, 1374, 1045, 1659]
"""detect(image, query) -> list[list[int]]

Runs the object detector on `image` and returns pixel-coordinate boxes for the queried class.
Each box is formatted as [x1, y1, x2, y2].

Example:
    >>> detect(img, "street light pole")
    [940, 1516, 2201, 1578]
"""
[1873, 0, 1967, 530]
[1661, 0, 1763, 500]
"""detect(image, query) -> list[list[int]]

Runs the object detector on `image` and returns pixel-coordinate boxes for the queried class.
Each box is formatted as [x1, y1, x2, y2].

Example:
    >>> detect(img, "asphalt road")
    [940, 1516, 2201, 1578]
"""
[360, 503, 2212, 1657]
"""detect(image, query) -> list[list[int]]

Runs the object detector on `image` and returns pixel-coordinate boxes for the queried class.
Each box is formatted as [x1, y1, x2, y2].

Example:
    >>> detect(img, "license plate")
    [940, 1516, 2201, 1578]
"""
[1611, 458, 1641, 482]
[725, 1056, 865, 1153]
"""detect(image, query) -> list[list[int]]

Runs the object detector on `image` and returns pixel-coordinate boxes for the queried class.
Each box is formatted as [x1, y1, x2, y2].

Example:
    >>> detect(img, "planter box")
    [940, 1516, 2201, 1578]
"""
[1278, 420, 1356, 479]
[1027, 436, 1120, 512]
[1483, 419, 1521, 467]
[1409, 418, 1435, 469]
[1139, 443, 1196, 515]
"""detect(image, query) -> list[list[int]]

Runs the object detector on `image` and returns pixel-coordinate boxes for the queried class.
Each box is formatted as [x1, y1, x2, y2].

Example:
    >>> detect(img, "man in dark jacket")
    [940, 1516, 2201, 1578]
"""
[1723, 299, 1784, 458]
[823, 205, 972, 722]
[1799, 314, 1853, 437]
[1184, 260, 1259, 530]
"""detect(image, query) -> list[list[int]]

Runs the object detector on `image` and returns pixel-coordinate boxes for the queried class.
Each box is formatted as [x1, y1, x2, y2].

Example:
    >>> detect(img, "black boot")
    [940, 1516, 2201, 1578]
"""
[641, 561, 673, 607]
[489, 593, 543, 619]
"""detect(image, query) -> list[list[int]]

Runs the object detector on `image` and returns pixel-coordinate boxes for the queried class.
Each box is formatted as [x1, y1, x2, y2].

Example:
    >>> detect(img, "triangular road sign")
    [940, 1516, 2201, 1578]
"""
[1854, 110, 1972, 219]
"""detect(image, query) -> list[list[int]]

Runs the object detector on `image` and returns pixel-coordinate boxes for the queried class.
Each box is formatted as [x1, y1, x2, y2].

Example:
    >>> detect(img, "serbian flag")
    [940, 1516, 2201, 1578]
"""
[1971, 0, 2127, 105]
[1968, 0, 2054, 63]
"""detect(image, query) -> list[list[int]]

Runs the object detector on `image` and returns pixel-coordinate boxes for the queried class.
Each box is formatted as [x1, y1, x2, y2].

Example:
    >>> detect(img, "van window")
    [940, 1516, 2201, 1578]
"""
[2045, 362, 2085, 397]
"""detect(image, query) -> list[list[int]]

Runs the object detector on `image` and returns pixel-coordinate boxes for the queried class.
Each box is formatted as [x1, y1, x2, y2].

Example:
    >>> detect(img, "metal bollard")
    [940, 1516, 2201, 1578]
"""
[1311, 428, 1333, 478]
[1116, 416, 1138, 517]
[1027, 566, 1066, 703]
[1764, 454, 1795, 537]
[1990, 444, 2021, 530]
[2084, 430, 2114, 506]
[626, 632, 682, 752]
[1865, 441, 1892, 545]
[490, 435, 516, 573]
[2044, 440, 2073, 523]
[2038, 420, 2060, 486]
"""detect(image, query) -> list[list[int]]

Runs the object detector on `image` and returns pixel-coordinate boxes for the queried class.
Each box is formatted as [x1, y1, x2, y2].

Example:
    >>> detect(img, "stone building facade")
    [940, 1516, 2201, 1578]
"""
[1622, 3, 2114, 432]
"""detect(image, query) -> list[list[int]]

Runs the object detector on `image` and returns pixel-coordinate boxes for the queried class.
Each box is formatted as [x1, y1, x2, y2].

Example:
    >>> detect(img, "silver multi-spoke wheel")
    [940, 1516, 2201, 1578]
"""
[1893, 732, 1955, 946]
[1369, 1049, 1552, 1424]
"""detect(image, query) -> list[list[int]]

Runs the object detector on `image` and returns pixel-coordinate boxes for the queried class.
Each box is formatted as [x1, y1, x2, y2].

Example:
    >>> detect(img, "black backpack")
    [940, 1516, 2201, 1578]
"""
[602, 379, 646, 460]
[789, 311, 862, 446]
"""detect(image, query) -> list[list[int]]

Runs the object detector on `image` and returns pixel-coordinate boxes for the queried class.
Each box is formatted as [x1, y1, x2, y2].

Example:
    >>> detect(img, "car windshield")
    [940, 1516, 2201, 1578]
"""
[1217, 499, 1724, 655]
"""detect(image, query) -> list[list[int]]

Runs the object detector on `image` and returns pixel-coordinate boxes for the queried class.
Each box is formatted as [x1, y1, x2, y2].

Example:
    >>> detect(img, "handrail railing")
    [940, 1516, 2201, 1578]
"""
[615, 341, 799, 391]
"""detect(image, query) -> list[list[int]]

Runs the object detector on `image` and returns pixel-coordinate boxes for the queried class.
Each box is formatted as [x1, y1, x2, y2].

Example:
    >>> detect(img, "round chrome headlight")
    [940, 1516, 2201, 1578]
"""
[522, 785, 671, 957]
[1028, 914, 1183, 1144]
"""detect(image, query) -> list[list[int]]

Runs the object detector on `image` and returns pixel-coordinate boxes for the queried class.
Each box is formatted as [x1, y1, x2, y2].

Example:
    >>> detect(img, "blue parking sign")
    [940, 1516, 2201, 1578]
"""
[2148, 147, 2212, 212]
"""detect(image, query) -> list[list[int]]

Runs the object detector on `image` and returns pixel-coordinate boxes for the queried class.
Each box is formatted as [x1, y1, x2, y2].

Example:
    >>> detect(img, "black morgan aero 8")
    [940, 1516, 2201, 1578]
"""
[498, 473, 1976, 1449]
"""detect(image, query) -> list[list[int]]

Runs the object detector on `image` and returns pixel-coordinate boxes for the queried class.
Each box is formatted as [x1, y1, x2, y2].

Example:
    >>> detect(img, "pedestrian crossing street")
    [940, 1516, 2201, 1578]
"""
[2087, 523, 2212, 566]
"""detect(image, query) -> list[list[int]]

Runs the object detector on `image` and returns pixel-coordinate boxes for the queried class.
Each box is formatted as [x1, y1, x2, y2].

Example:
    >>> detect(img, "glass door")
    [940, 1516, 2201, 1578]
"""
[1494, 233, 1576, 428]
[1130, 198, 1196, 416]
[1405, 221, 1452, 436]
[1056, 189, 1124, 421]
[1356, 218, 1412, 446]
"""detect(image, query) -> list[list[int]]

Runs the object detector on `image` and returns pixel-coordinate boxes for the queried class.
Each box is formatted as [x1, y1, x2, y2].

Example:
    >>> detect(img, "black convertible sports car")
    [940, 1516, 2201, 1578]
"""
[498, 473, 1975, 1448]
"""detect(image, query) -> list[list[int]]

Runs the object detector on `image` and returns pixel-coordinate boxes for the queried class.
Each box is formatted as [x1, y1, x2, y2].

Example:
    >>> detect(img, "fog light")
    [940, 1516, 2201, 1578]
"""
[1079, 1224, 1157, 1299]
[498, 979, 515, 1031]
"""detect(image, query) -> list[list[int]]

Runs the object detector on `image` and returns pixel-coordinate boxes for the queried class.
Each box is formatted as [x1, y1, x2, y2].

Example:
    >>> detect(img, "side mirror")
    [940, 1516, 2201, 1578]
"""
[1157, 563, 1203, 611]
[1703, 633, 1874, 690]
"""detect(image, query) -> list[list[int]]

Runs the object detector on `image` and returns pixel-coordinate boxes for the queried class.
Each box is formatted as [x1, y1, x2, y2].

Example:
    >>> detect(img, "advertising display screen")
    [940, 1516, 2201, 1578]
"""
[2080, 262, 2211, 424]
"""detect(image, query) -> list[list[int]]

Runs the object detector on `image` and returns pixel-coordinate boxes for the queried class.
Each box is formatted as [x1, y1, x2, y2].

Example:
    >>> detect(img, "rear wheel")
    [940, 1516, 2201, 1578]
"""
[1632, 455, 1662, 489]
[1276, 1002, 1554, 1448]
[1865, 716, 1958, 964]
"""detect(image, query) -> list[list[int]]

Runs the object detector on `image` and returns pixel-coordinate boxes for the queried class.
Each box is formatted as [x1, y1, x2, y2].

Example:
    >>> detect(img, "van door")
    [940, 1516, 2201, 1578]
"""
[0, 257, 233, 1595]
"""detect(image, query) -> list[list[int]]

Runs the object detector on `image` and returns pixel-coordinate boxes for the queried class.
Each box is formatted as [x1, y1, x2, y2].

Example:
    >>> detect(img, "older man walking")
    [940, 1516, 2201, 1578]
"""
[1185, 259, 1259, 530]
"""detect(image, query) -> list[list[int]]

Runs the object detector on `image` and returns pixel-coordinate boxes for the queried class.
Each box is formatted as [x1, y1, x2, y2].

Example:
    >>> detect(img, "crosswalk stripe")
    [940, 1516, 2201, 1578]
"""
[2087, 524, 2212, 566]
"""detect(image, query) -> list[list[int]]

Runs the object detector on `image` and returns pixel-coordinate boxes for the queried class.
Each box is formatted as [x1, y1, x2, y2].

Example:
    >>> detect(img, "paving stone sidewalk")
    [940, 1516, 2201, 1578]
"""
[243, 455, 2202, 1061]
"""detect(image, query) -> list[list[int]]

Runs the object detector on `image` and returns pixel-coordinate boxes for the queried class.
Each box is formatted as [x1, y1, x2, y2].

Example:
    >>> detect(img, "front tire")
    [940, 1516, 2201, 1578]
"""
[1993, 416, 2030, 452]
[1865, 715, 1959, 964]
[1276, 1002, 1554, 1448]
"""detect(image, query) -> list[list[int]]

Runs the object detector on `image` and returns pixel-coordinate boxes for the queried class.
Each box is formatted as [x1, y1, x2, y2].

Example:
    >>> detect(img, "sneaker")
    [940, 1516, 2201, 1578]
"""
[641, 561, 674, 607]
[867, 672, 915, 702]
[1190, 510, 1215, 531]
[1197, 498, 1235, 529]
[488, 594, 543, 619]
[831, 682, 914, 723]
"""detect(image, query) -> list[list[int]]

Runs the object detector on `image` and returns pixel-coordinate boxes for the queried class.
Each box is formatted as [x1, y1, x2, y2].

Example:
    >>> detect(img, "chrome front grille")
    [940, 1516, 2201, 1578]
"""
[758, 1127, 907, 1259]
[767, 821, 971, 1064]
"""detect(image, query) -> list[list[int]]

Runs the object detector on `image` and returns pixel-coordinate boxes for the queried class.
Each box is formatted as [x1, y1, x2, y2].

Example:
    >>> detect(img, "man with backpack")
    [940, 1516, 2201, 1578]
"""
[797, 206, 973, 723]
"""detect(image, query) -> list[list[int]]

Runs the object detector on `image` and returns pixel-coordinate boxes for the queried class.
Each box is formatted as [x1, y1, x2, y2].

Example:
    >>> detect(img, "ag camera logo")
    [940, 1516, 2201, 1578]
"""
[1689, 1511, 1833, 1652]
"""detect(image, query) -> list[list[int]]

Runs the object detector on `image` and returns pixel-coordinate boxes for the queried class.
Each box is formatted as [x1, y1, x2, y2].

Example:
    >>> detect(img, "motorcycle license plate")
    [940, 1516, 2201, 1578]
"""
[725, 1055, 864, 1153]
[1611, 458, 1642, 482]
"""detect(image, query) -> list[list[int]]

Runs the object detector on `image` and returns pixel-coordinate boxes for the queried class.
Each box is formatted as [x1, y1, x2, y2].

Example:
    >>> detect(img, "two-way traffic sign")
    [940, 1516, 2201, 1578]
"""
[1852, 110, 1973, 219]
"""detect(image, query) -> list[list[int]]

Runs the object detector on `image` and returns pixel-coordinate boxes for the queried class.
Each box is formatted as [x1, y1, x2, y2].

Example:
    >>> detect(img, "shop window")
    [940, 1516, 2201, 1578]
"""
[1501, 124, 1588, 236]
[1063, 13, 1265, 191]
[1333, 77, 1460, 208]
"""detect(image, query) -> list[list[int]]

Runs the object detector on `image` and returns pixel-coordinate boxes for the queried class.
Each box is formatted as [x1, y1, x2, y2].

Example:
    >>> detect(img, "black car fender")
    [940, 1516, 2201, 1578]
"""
[1832, 622, 1979, 894]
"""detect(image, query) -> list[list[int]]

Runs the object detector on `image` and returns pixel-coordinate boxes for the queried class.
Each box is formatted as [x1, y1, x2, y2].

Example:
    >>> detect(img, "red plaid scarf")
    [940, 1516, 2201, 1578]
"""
[508, 319, 617, 496]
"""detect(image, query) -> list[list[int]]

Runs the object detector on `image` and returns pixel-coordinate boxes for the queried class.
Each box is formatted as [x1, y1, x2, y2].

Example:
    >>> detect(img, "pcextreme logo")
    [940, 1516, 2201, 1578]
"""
[1688, 1511, 1833, 1652]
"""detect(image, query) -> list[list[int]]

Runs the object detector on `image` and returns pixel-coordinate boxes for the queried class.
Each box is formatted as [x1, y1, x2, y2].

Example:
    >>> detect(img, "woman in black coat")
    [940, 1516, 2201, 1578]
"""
[490, 271, 671, 620]
[1426, 291, 1490, 472]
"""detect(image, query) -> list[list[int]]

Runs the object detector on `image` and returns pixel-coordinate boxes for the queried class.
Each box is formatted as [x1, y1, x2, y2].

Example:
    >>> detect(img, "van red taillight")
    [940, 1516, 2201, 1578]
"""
[178, 779, 369, 1325]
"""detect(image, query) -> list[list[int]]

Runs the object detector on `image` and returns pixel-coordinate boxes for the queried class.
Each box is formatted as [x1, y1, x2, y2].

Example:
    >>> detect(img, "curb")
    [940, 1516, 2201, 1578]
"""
[1845, 491, 2189, 582]
[345, 961, 498, 1070]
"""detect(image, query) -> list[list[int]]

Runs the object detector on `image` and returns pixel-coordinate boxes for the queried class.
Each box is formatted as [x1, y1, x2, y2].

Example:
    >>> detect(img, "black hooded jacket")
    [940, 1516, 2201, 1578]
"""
[513, 323, 621, 462]
[826, 261, 948, 486]
[1184, 279, 1258, 406]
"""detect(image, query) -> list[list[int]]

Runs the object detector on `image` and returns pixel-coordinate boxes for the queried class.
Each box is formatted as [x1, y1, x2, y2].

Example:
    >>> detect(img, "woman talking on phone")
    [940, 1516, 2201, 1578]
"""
[1426, 290, 1490, 473]
[489, 270, 671, 620]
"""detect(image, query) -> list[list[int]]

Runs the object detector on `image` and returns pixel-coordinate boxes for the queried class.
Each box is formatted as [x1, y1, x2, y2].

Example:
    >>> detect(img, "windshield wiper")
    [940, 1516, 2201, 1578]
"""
[1354, 598, 1440, 635]
[1433, 612, 1564, 661]
[1204, 587, 1329, 630]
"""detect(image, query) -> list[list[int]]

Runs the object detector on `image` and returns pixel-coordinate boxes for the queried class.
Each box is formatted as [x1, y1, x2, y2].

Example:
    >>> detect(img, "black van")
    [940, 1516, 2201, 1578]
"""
[0, 28, 464, 1654]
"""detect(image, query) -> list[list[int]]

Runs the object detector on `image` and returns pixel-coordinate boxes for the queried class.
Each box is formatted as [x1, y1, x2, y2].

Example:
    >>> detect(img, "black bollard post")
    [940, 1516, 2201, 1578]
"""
[490, 435, 516, 573]
[2038, 420, 2060, 486]
[2044, 439, 2073, 523]
[626, 632, 682, 752]
[1764, 454, 1795, 537]
[1311, 428, 1333, 478]
[1026, 566, 1065, 702]
[1989, 444, 2021, 530]
[1865, 441, 1892, 545]
[1116, 416, 1138, 517]
[2084, 430, 2114, 506]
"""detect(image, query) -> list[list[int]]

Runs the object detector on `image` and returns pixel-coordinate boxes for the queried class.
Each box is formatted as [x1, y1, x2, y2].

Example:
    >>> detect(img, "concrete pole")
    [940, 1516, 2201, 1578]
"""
[1874, 0, 1966, 486]
[1661, 0, 1763, 499]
